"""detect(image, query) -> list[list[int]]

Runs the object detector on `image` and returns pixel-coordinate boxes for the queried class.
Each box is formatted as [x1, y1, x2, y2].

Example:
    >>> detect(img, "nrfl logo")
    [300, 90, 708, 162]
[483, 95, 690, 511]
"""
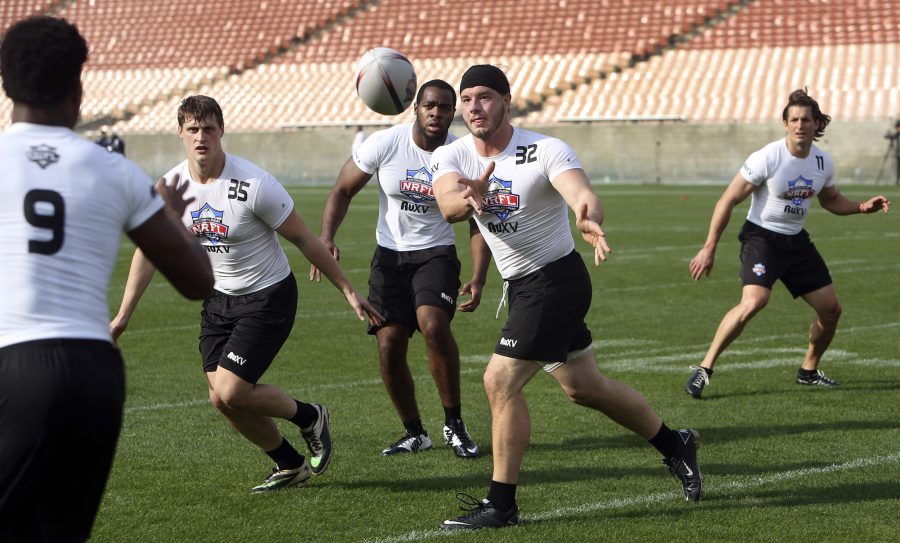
[400, 167, 435, 203]
[783, 176, 815, 205]
[483, 177, 520, 222]
[190, 203, 229, 244]
[753, 262, 767, 277]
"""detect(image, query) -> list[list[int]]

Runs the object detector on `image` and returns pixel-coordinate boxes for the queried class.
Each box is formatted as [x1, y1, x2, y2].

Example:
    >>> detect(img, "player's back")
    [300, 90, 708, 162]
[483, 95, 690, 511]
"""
[0, 123, 161, 348]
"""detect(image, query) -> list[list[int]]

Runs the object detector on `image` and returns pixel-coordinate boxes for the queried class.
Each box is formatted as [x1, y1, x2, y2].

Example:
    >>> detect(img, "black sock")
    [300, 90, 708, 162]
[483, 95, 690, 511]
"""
[265, 437, 304, 470]
[487, 480, 517, 511]
[443, 405, 462, 426]
[798, 367, 816, 377]
[403, 417, 426, 436]
[289, 400, 318, 429]
[648, 423, 681, 458]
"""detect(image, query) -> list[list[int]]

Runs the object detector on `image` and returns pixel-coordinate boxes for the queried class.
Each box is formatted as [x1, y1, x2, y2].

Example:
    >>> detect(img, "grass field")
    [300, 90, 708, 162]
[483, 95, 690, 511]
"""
[92, 184, 900, 543]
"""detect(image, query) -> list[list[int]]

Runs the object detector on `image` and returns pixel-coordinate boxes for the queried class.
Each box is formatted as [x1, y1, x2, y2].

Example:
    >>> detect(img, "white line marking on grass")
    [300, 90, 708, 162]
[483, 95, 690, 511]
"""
[123, 367, 486, 414]
[360, 452, 900, 543]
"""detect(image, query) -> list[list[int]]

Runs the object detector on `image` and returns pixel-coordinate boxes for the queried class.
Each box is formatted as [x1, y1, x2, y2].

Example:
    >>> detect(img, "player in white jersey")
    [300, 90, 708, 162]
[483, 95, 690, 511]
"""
[0, 17, 214, 542]
[110, 96, 382, 493]
[432, 65, 702, 530]
[312, 81, 489, 458]
[686, 89, 891, 399]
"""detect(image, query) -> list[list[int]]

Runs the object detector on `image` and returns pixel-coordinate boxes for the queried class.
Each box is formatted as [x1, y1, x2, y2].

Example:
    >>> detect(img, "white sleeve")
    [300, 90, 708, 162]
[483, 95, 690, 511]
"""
[543, 138, 583, 183]
[252, 174, 295, 229]
[124, 161, 165, 231]
[431, 144, 461, 180]
[740, 148, 768, 185]
[823, 153, 836, 188]
[352, 130, 381, 175]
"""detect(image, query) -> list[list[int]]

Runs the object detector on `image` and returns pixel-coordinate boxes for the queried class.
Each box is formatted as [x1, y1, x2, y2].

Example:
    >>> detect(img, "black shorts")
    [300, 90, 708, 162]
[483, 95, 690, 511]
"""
[367, 244, 461, 336]
[738, 221, 832, 298]
[200, 272, 297, 384]
[0, 339, 124, 542]
[495, 250, 594, 362]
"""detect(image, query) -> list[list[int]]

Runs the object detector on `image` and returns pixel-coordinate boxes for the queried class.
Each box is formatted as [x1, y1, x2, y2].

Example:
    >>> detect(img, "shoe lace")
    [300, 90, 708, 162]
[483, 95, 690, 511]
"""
[445, 422, 472, 447]
[388, 432, 418, 449]
[454, 492, 486, 513]
[302, 427, 323, 455]
[688, 366, 710, 388]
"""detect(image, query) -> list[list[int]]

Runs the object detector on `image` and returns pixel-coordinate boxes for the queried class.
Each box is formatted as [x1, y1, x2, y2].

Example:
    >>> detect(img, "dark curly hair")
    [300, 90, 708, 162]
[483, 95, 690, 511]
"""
[0, 16, 88, 106]
[177, 95, 225, 131]
[782, 88, 831, 140]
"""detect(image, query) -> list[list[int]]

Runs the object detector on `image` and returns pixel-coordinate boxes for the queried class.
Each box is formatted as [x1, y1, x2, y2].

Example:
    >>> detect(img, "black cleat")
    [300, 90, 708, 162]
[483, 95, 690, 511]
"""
[250, 461, 311, 493]
[685, 366, 712, 399]
[382, 431, 432, 455]
[663, 429, 703, 502]
[301, 404, 333, 475]
[443, 419, 479, 458]
[796, 369, 841, 387]
[440, 494, 519, 530]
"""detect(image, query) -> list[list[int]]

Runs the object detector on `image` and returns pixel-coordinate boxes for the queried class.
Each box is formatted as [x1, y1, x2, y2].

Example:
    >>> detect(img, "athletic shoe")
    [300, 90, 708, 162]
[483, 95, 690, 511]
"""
[685, 366, 712, 399]
[443, 419, 479, 458]
[796, 369, 841, 387]
[440, 494, 519, 530]
[301, 404, 333, 476]
[250, 461, 311, 493]
[382, 431, 432, 455]
[662, 429, 703, 502]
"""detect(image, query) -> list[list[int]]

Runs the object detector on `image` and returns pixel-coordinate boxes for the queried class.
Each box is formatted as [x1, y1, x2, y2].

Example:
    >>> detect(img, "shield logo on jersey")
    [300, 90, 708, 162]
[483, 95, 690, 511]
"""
[483, 177, 520, 222]
[752, 262, 767, 277]
[783, 176, 815, 205]
[189, 203, 230, 244]
[26, 144, 59, 169]
[400, 167, 435, 203]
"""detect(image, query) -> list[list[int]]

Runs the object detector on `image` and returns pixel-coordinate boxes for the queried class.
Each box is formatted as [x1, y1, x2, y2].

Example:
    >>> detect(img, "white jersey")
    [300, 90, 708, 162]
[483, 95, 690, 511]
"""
[164, 153, 293, 295]
[432, 128, 580, 280]
[740, 139, 836, 235]
[0, 123, 162, 348]
[353, 123, 456, 251]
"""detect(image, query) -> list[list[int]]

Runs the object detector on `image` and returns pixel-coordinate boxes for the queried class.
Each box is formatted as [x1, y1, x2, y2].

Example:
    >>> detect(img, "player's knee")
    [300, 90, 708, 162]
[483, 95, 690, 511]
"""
[740, 296, 768, 319]
[820, 301, 842, 325]
[482, 369, 508, 402]
[216, 386, 250, 411]
[208, 389, 229, 412]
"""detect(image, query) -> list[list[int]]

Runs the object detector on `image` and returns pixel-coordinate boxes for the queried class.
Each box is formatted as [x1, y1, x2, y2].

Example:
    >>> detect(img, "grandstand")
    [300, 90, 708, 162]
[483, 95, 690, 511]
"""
[0, 0, 897, 181]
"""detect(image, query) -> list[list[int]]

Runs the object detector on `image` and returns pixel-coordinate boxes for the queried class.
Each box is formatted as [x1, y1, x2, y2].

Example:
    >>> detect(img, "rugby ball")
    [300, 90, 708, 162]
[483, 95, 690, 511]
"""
[355, 47, 417, 115]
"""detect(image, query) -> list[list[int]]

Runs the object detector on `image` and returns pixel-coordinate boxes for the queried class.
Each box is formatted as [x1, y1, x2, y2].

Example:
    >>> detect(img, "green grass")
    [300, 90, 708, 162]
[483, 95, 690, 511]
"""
[93, 184, 900, 543]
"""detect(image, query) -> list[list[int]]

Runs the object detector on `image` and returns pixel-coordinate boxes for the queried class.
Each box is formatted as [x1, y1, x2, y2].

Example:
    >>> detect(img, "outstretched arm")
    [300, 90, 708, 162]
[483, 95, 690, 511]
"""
[113, 175, 214, 342]
[689, 172, 756, 281]
[311, 158, 372, 281]
[458, 218, 491, 312]
[552, 168, 612, 267]
[818, 186, 891, 216]
[277, 210, 383, 325]
[433, 162, 495, 223]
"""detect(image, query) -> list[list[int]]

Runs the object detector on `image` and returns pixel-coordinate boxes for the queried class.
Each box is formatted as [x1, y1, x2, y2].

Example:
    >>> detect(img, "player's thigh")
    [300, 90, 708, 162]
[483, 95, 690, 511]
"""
[368, 246, 416, 334]
[782, 242, 833, 299]
[410, 245, 461, 318]
[218, 275, 298, 384]
[495, 251, 592, 363]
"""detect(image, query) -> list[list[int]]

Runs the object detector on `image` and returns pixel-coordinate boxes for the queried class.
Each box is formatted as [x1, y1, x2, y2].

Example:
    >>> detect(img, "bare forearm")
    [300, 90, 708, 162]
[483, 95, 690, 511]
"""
[703, 197, 736, 249]
[320, 190, 352, 241]
[116, 249, 157, 320]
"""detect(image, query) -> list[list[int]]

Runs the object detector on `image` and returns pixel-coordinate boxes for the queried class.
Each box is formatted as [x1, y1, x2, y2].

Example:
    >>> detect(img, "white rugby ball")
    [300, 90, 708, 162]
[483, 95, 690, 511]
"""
[355, 47, 417, 115]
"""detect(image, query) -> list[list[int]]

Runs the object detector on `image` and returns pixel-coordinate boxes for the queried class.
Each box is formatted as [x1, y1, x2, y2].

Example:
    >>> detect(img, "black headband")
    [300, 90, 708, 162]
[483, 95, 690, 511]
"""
[460, 65, 510, 95]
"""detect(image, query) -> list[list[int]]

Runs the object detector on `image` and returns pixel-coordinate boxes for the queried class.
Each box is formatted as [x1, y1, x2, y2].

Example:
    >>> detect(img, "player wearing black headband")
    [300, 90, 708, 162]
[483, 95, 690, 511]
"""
[431, 64, 703, 529]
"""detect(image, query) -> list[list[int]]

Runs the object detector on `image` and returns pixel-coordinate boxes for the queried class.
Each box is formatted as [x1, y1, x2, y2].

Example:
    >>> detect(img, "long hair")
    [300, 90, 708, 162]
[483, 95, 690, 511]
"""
[782, 88, 831, 140]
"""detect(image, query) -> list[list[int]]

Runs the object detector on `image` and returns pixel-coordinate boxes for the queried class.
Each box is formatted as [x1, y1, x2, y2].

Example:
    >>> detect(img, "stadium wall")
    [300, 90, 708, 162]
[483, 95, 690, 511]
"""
[126, 121, 893, 185]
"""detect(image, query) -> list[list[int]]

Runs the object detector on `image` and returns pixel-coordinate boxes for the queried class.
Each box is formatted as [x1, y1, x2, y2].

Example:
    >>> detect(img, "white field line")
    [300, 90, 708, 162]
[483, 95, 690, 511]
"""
[123, 323, 900, 413]
[359, 452, 900, 543]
